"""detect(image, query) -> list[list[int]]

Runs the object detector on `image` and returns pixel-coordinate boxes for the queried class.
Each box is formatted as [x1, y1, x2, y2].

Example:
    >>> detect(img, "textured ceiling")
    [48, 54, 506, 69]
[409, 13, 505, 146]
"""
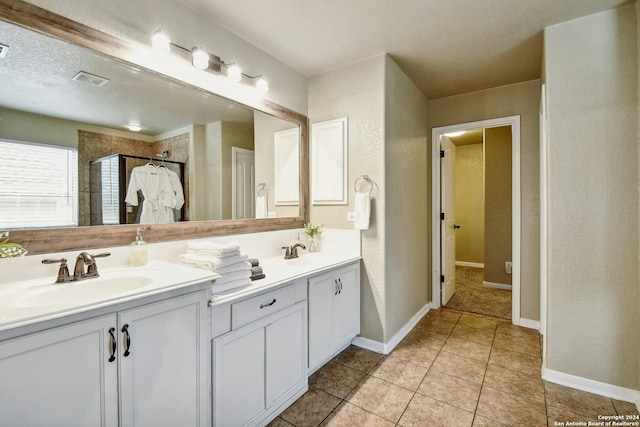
[178, 0, 632, 99]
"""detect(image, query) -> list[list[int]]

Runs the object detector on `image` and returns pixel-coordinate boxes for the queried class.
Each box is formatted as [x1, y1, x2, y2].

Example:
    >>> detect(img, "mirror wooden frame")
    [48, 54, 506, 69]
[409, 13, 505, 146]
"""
[0, 0, 309, 254]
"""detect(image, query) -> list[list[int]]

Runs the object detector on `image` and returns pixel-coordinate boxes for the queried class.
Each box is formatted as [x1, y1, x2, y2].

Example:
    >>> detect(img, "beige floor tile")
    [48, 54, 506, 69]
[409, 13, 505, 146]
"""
[488, 346, 541, 377]
[423, 308, 462, 324]
[450, 324, 496, 346]
[476, 386, 546, 426]
[320, 402, 394, 427]
[496, 322, 540, 339]
[613, 399, 640, 415]
[388, 338, 441, 368]
[346, 375, 414, 423]
[369, 356, 429, 391]
[431, 351, 487, 383]
[472, 415, 509, 426]
[266, 417, 295, 427]
[546, 403, 601, 425]
[493, 331, 541, 357]
[419, 318, 457, 335]
[404, 327, 448, 349]
[458, 313, 499, 331]
[332, 345, 384, 373]
[545, 381, 616, 419]
[280, 387, 341, 427]
[483, 363, 545, 403]
[398, 393, 474, 427]
[417, 369, 481, 412]
[442, 336, 492, 362]
[309, 361, 367, 399]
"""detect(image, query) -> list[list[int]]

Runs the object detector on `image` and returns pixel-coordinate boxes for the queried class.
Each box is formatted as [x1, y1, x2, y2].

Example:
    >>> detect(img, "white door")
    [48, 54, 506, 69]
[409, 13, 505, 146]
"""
[232, 147, 255, 219]
[0, 315, 119, 427]
[119, 291, 208, 427]
[441, 136, 457, 305]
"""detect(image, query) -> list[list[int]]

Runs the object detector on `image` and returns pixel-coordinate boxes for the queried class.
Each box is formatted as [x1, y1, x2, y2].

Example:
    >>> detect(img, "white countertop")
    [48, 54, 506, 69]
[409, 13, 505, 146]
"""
[0, 260, 219, 333]
[209, 251, 361, 306]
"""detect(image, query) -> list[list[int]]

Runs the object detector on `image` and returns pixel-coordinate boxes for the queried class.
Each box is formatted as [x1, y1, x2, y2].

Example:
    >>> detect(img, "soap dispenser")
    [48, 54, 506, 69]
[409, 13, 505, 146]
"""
[129, 227, 148, 266]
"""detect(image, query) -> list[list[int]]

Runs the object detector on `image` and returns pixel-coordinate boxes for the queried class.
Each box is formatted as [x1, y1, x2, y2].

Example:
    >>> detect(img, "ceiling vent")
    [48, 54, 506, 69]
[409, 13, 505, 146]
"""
[0, 43, 9, 59]
[72, 71, 110, 87]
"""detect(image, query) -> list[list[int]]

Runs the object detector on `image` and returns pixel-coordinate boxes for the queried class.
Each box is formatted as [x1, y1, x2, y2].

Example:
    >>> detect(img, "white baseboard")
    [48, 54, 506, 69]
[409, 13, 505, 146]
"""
[456, 261, 484, 268]
[352, 302, 431, 355]
[483, 280, 512, 290]
[518, 318, 540, 330]
[543, 368, 640, 410]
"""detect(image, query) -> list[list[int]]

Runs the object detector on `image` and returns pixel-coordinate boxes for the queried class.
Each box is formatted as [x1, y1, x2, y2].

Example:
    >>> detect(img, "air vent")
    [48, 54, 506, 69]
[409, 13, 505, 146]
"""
[72, 71, 110, 87]
[0, 43, 9, 59]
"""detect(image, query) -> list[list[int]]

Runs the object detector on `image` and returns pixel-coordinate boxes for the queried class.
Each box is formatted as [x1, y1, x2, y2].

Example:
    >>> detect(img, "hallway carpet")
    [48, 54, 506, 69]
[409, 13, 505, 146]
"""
[444, 266, 512, 319]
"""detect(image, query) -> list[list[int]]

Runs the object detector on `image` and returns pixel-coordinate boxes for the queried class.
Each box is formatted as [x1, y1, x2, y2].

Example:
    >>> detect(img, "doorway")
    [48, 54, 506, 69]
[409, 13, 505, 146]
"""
[432, 116, 522, 324]
[231, 147, 255, 219]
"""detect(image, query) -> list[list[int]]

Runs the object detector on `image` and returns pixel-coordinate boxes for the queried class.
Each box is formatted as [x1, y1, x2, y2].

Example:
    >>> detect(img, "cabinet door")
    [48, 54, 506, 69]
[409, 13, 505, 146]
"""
[213, 326, 266, 427]
[0, 315, 118, 427]
[308, 272, 335, 369]
[265, 302, 306, 408]
[335, 264, 360, 344]
[119, 290, 208, 427]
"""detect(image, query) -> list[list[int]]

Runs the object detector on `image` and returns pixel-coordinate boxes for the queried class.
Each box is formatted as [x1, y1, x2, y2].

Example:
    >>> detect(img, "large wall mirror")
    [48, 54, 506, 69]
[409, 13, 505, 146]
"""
[0, 1, 309, 254]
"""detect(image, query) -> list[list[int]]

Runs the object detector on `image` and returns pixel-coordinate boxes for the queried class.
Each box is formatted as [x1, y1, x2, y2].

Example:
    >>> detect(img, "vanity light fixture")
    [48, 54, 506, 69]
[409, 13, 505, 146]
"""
[150, 29, 269, 92]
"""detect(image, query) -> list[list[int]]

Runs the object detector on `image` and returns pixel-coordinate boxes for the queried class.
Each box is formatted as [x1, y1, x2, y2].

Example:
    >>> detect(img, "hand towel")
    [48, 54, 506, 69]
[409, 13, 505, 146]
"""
[247, 258, 260, 267]
[250, 266, 263, 275]
[211, 277, 252, 294]
[214, 269, 251, 285]
[215, 261, 252, 276]
[187, 241, 241, 255]
[354, 191, 371, 230]
[187, 248, 240, 259]
[250, 273, 266, 281]
[179, 252, 248, 270]
[255, 195, 267, 219]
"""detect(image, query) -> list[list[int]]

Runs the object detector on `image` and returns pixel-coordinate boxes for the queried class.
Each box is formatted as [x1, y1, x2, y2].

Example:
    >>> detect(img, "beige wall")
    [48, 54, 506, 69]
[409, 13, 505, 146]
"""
[309, 55, 386, 341]
[455, 143, 484, 264]
[429, 80, 541, 321]
[544, 5, 639, 389]
[384, 56, 430, 341]
[484, 126, 512, 285]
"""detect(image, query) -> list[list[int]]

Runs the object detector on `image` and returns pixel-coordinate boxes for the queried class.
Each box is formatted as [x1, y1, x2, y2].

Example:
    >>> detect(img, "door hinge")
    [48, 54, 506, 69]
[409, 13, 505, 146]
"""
[440, 212, 444, 220]
[440, 275, 444, 283]
[440, 150, 445, 158]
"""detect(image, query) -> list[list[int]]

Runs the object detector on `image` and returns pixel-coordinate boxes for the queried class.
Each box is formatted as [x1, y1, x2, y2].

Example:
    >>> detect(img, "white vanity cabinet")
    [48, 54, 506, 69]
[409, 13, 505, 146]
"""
[308, 262, 360, 373]
[212, 282, 308, 427]
[0, 289, 209, 427]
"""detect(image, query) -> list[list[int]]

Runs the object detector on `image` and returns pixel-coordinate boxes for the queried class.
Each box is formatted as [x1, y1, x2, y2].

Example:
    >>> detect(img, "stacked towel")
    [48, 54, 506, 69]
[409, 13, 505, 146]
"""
[180, 241, 253, 293]
[249, 259, 265, 281]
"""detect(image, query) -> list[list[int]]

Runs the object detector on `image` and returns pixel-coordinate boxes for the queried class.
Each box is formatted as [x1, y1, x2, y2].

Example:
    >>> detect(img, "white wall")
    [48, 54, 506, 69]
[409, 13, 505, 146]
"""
[544, 5, 639, 390]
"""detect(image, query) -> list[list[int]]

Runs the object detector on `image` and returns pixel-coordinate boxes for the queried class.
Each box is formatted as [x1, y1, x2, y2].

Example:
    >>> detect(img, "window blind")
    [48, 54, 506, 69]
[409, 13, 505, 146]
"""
[0, 139, 78, 229]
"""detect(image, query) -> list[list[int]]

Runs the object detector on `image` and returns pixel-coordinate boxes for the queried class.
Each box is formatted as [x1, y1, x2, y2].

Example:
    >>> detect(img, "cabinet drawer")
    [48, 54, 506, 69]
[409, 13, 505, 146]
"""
[231, 285, 295, 329]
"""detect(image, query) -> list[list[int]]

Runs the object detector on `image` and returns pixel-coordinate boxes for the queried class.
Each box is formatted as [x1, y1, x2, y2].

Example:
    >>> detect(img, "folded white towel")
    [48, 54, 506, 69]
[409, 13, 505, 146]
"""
[187, 241, 241, 255]
[354, 191, 371, 230]
[215, 269, 251, 285]
[256, 195, 267, 219]
[211, 277, 252, 294]
[215, 261, 252, 276]
[187, 248, 240, 259]
[179, 252, 248, 270]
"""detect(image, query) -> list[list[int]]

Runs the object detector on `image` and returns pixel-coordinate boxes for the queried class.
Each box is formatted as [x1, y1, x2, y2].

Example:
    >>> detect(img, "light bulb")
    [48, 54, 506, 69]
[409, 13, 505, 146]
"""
[192, 49, 209, 70]
[127, 124, 142, 132]
[151, 30, 171, 54]
[227, 65, 242, 82]
[256, 77, 269, 93]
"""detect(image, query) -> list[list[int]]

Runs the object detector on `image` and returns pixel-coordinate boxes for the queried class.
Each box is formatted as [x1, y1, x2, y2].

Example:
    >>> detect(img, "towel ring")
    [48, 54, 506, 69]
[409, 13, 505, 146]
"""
[354, 175, 373, 194]
[256, 182, 268, 197]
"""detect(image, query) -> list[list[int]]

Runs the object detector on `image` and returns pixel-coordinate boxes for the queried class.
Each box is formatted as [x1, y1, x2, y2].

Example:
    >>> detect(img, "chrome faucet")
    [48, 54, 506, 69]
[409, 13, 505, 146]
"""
[281, 243, 306, 260]
[42, 251, 110, 283]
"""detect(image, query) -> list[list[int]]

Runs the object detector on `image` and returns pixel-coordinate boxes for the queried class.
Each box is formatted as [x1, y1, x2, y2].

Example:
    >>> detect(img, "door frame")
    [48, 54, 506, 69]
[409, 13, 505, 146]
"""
[231, 147, 255, 219]
[431, 115, 522, 324]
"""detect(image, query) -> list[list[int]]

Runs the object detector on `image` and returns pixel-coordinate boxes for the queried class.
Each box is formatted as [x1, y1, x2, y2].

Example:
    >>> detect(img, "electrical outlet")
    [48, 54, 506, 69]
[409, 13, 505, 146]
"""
[347, 212, 356, 222]
[267, 211, 276, 218]
[505, 261, 512, 275]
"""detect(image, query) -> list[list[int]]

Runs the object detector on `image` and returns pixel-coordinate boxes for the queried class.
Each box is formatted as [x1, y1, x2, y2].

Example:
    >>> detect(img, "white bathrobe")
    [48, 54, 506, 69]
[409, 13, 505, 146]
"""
[125, 164, 183, 224]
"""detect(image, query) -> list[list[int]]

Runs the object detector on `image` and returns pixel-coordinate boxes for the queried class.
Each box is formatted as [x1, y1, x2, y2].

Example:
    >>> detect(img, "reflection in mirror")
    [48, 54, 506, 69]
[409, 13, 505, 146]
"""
[0, 16, 300, 230]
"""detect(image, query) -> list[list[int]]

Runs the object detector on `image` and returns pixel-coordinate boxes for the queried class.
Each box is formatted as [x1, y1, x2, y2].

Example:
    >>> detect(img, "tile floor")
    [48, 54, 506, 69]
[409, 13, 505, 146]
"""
[268, 309, 639, 427]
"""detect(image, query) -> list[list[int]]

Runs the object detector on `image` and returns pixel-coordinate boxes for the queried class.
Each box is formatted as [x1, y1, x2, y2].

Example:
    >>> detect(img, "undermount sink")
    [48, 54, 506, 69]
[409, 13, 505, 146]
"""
[16, 271, 160, 308]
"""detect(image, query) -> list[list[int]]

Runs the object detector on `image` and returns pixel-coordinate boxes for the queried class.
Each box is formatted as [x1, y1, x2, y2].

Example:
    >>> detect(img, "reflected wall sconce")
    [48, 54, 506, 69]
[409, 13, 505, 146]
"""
[151, 30, 269, 93]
